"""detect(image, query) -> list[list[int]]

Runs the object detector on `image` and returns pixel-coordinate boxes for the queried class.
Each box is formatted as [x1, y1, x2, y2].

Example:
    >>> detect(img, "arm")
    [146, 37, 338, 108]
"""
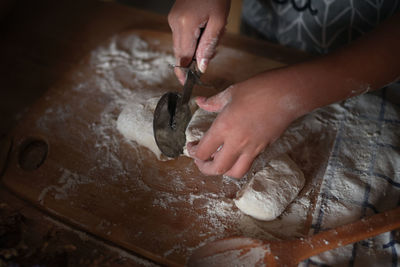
[188, 12, 400, 178]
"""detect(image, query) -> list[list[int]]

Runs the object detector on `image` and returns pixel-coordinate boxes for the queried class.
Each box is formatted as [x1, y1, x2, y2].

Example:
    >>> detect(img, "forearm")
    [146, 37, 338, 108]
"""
[273, 12, 400, 117]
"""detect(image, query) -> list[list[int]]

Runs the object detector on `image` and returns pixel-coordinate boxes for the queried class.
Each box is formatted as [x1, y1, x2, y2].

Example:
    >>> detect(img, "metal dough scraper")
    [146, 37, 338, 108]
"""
[153, 61, 202, 158]
[153, 29, 204, 158]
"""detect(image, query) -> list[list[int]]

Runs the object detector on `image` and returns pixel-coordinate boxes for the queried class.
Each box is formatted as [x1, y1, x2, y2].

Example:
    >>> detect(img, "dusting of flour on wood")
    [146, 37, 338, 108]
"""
[84, 34, 314, 255]
[34, 32, 400, 266]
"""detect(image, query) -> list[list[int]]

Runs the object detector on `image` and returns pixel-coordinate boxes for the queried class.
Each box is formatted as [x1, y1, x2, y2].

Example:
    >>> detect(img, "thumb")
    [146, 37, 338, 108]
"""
[196, 87, 232, 112]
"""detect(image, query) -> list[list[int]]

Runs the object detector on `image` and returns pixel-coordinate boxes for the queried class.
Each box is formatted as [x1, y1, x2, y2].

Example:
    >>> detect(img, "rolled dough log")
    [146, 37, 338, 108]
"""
[234, 153, 305, 221]
[117, 96, 305, 221]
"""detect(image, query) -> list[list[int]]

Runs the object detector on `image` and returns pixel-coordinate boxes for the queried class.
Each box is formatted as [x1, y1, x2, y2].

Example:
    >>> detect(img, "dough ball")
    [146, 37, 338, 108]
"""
[117, 96, 164, 159]
[234, 154, 305, 221]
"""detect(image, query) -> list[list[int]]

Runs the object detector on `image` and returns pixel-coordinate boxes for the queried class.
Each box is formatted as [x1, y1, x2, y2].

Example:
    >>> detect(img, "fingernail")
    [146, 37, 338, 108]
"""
[198, 58, 208, 73]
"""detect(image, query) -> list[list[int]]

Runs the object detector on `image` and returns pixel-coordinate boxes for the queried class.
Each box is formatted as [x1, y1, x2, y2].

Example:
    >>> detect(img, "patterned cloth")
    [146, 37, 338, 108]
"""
[242, 0, 400, 54]
[300, 84, 400, 267]
[242, 1, 400, 266]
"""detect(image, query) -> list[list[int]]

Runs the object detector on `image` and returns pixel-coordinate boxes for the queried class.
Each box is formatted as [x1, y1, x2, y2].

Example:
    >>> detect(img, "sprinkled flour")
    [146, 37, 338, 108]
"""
[35, 32, 400, 266]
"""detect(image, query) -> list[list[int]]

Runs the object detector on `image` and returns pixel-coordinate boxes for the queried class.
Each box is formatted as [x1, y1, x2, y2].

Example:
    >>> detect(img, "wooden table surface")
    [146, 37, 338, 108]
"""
[0, 1, 310, 265]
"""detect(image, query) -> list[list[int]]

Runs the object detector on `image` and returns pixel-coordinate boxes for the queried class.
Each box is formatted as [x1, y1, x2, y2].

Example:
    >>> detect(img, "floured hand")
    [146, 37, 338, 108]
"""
[168, 0, 230, 84]
[187, 70, 304, 178]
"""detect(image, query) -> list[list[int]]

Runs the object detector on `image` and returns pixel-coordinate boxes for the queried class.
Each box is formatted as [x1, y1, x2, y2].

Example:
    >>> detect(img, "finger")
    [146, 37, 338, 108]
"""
[173, 24, 202, 66]
[195, 145, 240, 176]
[224, 153, 256, 179]
[174, 67, 187, 85]
[196, 88, 232, 112]
[196, 16, 226, 73]
[171, 21, 203, 83]
[193, 126, 224, 161]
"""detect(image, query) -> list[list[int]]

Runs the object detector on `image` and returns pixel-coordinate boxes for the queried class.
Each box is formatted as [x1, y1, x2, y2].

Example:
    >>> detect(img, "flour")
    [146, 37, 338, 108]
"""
[39, 168, 93, 205]
[84, 34, 290, 257]
[97, 35, 400, 265]
[87, 34, 176, 181]
[37, 32, 399, 266]
[92, 35, 174, 88]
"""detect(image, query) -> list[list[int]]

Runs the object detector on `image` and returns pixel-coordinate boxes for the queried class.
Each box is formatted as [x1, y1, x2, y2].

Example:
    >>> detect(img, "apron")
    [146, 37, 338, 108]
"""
[242, 0, 400, 54]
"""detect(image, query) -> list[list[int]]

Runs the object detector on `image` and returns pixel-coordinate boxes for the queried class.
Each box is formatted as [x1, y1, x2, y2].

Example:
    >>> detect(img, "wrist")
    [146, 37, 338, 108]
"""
[252, 67, 314, 121]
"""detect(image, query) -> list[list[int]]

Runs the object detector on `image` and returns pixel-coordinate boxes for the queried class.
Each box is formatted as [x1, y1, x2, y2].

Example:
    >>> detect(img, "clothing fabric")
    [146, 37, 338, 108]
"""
[242, 0, 400, 54]
[242, 2, 400, 267]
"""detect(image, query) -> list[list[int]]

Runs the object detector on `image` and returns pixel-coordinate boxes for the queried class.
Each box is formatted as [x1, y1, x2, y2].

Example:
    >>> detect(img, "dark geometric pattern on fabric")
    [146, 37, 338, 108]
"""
[300, 82, 400, 266]
[242, 0, 400, 54]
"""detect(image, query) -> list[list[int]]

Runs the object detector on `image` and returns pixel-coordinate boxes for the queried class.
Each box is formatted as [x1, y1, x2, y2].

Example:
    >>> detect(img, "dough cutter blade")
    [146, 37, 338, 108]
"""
[153, 63, 201, 158]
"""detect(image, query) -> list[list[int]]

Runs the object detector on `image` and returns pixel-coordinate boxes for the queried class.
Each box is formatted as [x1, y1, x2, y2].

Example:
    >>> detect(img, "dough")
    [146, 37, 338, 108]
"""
[234, 153, 305, 221]
[117, 96, 164, 159]
[116, 94, 199, 160]
[117, 96, 305, 221]
[183, 108, 217, 155]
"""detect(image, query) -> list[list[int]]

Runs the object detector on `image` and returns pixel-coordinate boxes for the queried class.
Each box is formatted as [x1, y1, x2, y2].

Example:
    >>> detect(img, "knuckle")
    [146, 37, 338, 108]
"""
[237, 135, 251, 149]
[168, 12, 192, 30]
[176, 13, 192, 27]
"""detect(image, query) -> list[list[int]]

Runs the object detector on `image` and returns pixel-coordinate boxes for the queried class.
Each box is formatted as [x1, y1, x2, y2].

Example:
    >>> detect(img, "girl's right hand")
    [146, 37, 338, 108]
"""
[168, 0, 231, 84]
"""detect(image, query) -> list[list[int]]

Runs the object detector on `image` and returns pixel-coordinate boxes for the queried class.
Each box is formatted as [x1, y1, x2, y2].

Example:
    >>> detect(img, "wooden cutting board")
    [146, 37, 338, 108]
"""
[2, 30, 333, 266]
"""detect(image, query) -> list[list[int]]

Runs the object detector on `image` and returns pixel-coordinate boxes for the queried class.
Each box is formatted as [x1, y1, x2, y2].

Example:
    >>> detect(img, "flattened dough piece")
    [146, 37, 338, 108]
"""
[234, 154, 305, 221]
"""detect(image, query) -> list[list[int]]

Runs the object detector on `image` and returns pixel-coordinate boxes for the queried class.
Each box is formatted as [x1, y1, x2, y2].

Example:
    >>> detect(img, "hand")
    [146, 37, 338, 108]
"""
[187, 70, 304, 178]
[168, 0, 230, 84]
